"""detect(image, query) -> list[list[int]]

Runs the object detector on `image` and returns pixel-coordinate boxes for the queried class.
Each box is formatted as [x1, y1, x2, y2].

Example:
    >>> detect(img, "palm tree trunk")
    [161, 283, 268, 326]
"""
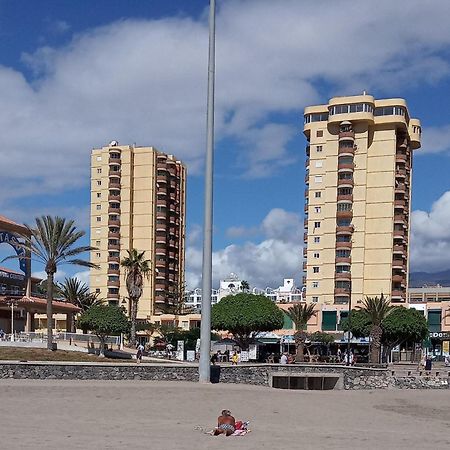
[294, 332, 305, 362]
[130, 297, 137, 346]
[46, 273, 54, 350]
[370, 326, 382, 364]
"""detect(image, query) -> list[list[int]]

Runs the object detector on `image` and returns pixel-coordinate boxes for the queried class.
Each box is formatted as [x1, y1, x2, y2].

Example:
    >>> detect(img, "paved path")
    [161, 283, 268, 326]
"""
[1, 380, 449, 449]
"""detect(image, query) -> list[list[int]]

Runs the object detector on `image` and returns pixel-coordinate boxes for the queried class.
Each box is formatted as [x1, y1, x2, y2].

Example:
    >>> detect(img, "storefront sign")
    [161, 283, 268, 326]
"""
[0, 232, 27, 274]
[429, 332, 450, 339]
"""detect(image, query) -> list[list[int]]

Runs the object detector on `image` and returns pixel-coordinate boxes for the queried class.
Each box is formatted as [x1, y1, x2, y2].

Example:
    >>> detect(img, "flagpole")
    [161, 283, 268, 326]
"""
[199, 0, 216, 383]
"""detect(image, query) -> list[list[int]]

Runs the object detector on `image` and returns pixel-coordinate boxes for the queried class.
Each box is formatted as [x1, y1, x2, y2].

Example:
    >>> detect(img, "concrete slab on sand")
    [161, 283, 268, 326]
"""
[0, 380, 449, 450]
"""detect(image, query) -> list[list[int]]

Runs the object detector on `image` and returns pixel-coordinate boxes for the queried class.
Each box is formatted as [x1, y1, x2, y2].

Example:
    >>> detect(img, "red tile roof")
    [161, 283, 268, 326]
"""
[0, 296, 81, 313]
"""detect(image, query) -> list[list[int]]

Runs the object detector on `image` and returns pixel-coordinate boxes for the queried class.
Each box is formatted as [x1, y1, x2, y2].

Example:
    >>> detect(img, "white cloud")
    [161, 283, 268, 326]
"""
[420, 124, 450, 155]
[186, 208, 301, 289]
[1, 0, 450, 202]
[73, 270, 90, 286]
[410, 191, 450, 271]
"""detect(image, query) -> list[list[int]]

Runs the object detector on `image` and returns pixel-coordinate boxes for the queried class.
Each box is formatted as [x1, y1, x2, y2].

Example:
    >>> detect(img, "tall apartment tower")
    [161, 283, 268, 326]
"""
[303, 94, 421, 306]
[90, 142, 186, 318]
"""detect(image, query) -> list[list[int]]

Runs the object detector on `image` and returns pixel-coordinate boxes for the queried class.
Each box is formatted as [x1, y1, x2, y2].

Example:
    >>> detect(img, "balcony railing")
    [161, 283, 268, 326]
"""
[334, 287, 351, 295]
[338, 162, 355, 171]
[107, 279, 120, 287]
[336, 241, 352, 249]
[338, 146, 355, 155]
[337, 177, 354, 186]
[336, 210, 353, 219]
[108, 218, 120, 227]
[338, 130, 355, 140]
[337, 194, 353, 202]
[335, 256, 351, 264]
[108, 242, 120, 250]
[336, 225, 353, 234]
[335, 271, 351, 280]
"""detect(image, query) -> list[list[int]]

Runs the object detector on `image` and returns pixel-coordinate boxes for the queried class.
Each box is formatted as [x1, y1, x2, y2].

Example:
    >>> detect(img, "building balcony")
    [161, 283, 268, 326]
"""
[396, 168, 406, 177]
[302, 261, 307, 271]
[337, 194, 353, 202]
[168, 240, 178, 248]
[156, 224, 167, 232]
[157, 176, 167, 183]
[337, 178, 354, 187]
[394, 199, 405, 208]
[108, 254, 120, 263]
[108, 230, 120, 239]
[397, 138, 408, 149]
[107, 268, 120, 275]
[155, 249, 167, 257]
[303, 219, 308, 228]
[170, 180, 177, 188]
[108, 180, 121, 189]
[394, 214, 406, 223]
[303, 248, 307, 258]
[334, 297, 349, 305]
[336, 241, 352, 249]
[338, 163, 355, 171]
[157, 187, 168, 195]
[392, 274, 405, 283]
[393, 244, 406, 254]
[168, 251, 176, 259]
[304, 204, 308, 213]
[108, 193, 121, 202]
[108, 155, 121, 164]
[336, 210, 353, 219]
[334, 287, 351, 296]
[108, 167, 121, 176]
[305, 158, 310, 168]
[336, 225, 354, 234]
[392, 260, 406, 270]
[396, 153, 408, 162]
[157, 200, 167, 207]
[108, 218, 120, 227]
[107, 279, 120, 287]
[338, 130, 355, 141]
[338, 146, 355, 156]
[391, 289, 406, 298]
[303, 232, 308, 243]
[393, 229, 405, 238]
[335, 271, 351, 280]
[108, 205, 120, 214]
[335, 256, 351, 264]
[155, 283, 166, 291]
[305, 174, 309, 184]
[107, 292, 120, 300]
[108, 242, 120, 250]
[395, 183, 406, 194]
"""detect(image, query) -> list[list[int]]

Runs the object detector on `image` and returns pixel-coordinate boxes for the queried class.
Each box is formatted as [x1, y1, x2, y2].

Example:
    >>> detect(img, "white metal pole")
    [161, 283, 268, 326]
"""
[199, 0, 216, 383]
[10, 303, 14, 342]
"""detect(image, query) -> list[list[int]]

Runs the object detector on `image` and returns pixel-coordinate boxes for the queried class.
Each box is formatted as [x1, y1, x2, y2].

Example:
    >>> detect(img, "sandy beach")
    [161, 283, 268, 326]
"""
[1, 380, 449, 449]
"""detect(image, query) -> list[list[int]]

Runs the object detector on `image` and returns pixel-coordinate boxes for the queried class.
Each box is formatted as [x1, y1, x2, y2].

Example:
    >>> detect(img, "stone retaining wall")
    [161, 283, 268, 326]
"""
[0, 362, 448, 389]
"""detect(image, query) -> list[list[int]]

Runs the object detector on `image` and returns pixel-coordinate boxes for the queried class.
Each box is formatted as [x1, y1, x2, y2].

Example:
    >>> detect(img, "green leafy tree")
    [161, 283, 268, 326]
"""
[359, 294, 393, 364]
[381, 307, 428, 362]
[285, 303, 316, 362]
[121, 249, 152, 346]
[78, 305, 129, 356]
[3, 216, 97, 350]
[211, 293, 284, 350]
[309, 331, 335, 345]
[59, 277, 101, 312]
[341, 309, 372, 338]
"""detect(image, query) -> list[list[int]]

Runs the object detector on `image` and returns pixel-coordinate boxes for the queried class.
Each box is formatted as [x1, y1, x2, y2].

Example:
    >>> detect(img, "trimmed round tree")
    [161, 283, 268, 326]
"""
[381, 306, 428, 361]
[211, 293, 284, 350]
[78, 305, 130, 356]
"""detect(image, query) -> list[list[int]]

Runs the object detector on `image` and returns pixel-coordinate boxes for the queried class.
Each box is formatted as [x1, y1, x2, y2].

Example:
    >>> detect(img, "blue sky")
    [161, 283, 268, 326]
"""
[1, 0, 450, 288]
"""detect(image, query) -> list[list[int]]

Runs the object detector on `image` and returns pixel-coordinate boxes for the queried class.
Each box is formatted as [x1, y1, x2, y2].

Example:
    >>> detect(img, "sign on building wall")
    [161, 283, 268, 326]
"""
[0, 232, 27, 274]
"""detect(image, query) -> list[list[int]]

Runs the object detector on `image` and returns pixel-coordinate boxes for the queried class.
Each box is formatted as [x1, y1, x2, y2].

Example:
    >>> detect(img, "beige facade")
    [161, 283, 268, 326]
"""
[90, 143, 186, 319]
[303, 94, 421, 306]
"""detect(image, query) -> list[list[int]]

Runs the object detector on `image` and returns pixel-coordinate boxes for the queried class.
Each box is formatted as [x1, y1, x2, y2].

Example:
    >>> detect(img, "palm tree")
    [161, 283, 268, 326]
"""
[121, 249, 152, 345]
[59, 277, 101, 312]
[4, 216, 97, 350]
[359, 294, 392, 364]
[285, 303, 316, 362]
[240, 280, 250, 292]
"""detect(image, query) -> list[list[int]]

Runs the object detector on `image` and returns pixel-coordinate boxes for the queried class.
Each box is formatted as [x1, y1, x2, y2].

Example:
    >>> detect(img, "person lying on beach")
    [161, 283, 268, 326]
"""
[213, 409, 236, 436]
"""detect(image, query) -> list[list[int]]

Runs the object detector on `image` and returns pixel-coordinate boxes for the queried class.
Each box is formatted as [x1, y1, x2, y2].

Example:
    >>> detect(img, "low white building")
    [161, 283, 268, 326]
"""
[185, 275, 303, 309]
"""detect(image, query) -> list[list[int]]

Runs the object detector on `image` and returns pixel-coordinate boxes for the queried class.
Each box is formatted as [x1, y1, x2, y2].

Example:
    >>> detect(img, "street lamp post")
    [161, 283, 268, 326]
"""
[346, 294, 352, 366]
[199, 0, 216, 383]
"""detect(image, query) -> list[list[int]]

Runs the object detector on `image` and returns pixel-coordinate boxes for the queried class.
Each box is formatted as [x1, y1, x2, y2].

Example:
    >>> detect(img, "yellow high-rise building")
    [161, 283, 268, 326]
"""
[90, 142, 186, 318]
[303, 93, 421, 306]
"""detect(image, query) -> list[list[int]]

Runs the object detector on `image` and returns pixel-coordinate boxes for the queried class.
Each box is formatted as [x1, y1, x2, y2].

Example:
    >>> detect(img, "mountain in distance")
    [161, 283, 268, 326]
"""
[409, 269, 450, 288]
